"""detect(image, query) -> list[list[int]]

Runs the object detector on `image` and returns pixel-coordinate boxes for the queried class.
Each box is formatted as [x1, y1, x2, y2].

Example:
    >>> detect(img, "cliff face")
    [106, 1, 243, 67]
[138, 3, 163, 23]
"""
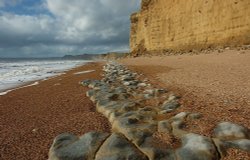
[130, 0, 250, 54]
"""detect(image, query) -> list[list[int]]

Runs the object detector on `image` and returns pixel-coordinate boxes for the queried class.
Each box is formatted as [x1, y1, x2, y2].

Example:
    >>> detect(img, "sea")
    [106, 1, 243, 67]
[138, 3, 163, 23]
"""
[0, 58, 90, 95]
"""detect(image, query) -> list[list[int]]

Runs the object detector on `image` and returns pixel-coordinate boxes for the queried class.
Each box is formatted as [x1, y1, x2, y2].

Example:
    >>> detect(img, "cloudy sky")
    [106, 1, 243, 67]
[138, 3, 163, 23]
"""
[0, 0, 140, 58]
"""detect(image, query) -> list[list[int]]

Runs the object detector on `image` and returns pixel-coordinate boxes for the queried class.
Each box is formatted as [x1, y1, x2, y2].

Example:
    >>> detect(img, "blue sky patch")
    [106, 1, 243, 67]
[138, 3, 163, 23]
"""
[0, 0, 48, 15]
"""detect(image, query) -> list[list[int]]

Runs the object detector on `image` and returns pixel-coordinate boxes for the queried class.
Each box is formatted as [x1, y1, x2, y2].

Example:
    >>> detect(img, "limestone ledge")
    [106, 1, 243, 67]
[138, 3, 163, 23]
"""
[49, 62, 250, 160]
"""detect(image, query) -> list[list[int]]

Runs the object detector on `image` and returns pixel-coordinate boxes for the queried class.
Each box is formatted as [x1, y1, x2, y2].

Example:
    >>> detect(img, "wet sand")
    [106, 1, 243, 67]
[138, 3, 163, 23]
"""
[0, 62, 110, 160]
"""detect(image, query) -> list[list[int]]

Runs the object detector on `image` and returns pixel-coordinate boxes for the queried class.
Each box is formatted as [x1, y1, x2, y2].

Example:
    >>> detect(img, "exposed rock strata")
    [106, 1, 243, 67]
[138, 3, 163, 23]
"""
[49, 62, 250, 160]
[130, 0, 250, 55]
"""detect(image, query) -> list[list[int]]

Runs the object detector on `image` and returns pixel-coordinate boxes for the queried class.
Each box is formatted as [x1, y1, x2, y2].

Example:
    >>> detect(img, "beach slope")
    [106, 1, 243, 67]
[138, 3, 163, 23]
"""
[0, 62, 110, 159]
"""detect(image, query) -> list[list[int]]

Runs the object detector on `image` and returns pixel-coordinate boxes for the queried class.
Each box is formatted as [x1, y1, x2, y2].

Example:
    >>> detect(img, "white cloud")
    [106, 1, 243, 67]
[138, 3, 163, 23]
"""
[0, 14, 52, 34]
[0, 0, 141, 57]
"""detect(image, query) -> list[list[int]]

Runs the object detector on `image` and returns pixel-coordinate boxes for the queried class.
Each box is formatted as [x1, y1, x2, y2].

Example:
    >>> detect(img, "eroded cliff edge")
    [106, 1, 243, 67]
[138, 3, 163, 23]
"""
[130, 0, 250, 55]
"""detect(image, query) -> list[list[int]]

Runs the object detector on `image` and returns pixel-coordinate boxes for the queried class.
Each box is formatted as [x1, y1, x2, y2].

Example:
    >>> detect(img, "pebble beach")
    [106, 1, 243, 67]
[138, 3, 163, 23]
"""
[0, 62, 110, 159]
[0, 50, 250, 159]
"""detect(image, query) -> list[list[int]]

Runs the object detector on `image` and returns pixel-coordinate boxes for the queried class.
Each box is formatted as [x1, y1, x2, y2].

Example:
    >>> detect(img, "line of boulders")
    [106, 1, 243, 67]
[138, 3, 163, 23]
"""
[49, 62, 250, 160]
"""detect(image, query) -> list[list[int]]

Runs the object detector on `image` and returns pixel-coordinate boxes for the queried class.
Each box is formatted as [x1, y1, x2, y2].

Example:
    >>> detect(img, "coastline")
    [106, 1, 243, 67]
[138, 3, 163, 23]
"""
[0, 61, 110, 159]
[0, 81, 40, 96]
[1, 51, 250, 159]
[0, 60, 92, 96]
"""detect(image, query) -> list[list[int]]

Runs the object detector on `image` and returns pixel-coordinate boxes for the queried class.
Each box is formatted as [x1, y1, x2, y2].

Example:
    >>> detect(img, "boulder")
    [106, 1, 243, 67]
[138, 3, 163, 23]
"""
[95, 133, 147, 160]
[214, 122, 249, 140]
[49, 132, 109, 160]
[176, 133, 219, 160]
[138, 136, 176, 160]
[223, 139, 250, 152]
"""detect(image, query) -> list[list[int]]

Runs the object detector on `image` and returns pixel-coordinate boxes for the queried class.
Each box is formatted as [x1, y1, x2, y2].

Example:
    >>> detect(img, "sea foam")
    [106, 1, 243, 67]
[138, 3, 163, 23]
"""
[0, 59, 89, 95]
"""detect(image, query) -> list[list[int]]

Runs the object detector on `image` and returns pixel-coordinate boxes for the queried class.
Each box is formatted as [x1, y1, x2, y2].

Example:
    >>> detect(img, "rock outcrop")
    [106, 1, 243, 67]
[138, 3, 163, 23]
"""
[130, 0, 250, 55]
[49, 62, 250, 160]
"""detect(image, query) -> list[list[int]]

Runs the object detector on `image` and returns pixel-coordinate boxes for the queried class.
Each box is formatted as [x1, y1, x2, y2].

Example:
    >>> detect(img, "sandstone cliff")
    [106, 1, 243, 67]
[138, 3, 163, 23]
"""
[130, 0, 250, 55]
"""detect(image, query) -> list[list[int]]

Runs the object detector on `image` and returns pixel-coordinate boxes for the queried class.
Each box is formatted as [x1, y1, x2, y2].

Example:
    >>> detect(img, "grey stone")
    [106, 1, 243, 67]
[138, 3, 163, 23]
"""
[94, 85, 110, 91]
[212, 138, 227, 157]
[95, 133, 147, 160]
[86, 89, 96, 98]
[112, 118, 157, 146]
[113, 87, 127, 94]
[121, 111, 156, 122]
[171, 120, 184, 129]
[121, 75, 134, 81]
[90, 92, 118, 102]
[171, 120, 188, 138]
[108, 112, 122, 124]
[138, 136, 176, 160]
[127, 117, 139, 124]
[123, 82, 130, 86]
[121, 111, 140, 118]
[96, 99, 112, 109]
[138, 107, 157, 117]
[96, 100, 119, 116]
[81, 79, 92, 86]
[159, 110, 172, 114]
[140, 147, 176, 160]
[161, 101, 180, 112]
[187, 113, 202, 120]
[214, 122, 249, 140]
[128, 80, 139, 86]
[113, 115, 156, 130]
[49, 132, 109, 160]
[88, 80, 104, 89]
[50, 133, 78, 150]
[172, 112, 188, 121]
[131, 130, 154, 146]
[223, 139, 250, 152]
[119, 101, 138, 113]
[176, 133, 219, 160]
[100, 93, 128, 101]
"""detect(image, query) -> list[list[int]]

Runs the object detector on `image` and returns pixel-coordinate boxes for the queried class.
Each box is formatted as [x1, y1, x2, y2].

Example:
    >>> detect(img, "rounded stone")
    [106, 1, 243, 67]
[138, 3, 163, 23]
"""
[95, 133, 148, 160]
[176, 133, 219, 160]
[123, 82, 130, 86]
[49, 132, 110, 160]
[187, 113, 202, 120]
[223, 139, 250, 152]
[213, 122, 249, 140]
[161, 101, 180, 111]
